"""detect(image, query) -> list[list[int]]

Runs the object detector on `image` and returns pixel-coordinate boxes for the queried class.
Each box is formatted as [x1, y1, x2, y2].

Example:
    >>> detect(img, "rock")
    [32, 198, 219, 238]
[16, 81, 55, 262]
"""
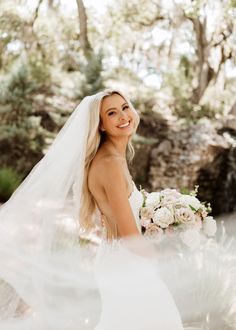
[133, 117, 236, 216]
[222, 114, 236, 133]
[130, 112, 170, 189]
[136, 112, 170, 139]
[131, 138, 153, 189]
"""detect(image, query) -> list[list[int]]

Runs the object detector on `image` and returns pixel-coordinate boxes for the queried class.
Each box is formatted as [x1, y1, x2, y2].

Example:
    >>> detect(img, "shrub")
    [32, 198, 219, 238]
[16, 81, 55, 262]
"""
[0, 167, 22, 203]
[0, 55, 49, 176]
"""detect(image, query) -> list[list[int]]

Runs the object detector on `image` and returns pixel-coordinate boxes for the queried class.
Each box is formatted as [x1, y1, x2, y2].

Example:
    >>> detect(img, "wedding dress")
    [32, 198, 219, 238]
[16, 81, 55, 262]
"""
[94, 182, 184, 330]
[93, 183, 236, 330]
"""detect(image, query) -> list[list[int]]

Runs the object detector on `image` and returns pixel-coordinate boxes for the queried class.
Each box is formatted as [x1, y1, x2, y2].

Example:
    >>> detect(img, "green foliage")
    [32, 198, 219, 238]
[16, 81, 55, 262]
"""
[230, 0, 236, 7]
[172, 97, 222, 122]
[0, 9, 25, 70]
[0, 0, 235, 175]
[28, 55, 51, 87]
[76, 50, 105, 98]
[0, 55, 50, 116]
[0, 167, 22, 202]
[183, 0, 205, 19]
[179, 56, 192, 81]
[0, 124, 45, 176]
[164, 54, 224, 121]
[180, 187, 191, 195]
[0, 56, 50, 175]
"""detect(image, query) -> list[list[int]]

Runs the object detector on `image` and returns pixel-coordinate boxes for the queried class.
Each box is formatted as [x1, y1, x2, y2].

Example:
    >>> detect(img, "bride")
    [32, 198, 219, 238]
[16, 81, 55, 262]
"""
[85, 90, 184, 329]
[0, 89, 235, 329]
[82, 90, 141, 240]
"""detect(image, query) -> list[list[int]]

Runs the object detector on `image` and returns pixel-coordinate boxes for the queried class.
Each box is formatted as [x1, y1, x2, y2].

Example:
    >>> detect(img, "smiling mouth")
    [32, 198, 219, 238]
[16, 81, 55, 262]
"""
[117, 121, 131, 128]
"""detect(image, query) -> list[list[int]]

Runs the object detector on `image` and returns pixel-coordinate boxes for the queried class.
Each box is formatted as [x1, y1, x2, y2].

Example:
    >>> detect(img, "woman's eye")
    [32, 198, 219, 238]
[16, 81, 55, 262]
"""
[108, 111, 115, 116]
[123, 106, 129, 111]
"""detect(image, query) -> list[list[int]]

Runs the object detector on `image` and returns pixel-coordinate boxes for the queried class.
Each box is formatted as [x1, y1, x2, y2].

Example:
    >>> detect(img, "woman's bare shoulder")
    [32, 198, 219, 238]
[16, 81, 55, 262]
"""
[91, 153, 125, 181]
[89, 152, 124, 186]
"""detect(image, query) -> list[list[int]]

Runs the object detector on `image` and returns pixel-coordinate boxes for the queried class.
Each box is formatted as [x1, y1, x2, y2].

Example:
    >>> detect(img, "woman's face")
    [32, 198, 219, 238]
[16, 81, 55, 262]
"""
[100, 93, 136, 138]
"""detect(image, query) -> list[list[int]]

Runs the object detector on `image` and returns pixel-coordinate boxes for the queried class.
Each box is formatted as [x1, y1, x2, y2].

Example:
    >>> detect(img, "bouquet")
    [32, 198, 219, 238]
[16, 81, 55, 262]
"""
[139, 187, 217, 249]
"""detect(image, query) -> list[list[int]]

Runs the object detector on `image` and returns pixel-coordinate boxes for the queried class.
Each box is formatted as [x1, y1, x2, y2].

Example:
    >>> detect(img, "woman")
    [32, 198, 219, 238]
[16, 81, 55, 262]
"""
[87, 91, 141, 240]
[78, 89, 184, 329]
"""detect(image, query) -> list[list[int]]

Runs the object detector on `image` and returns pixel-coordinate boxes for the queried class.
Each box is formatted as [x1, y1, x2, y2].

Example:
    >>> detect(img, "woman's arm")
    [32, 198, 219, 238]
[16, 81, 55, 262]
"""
[99, 156, 141, 238]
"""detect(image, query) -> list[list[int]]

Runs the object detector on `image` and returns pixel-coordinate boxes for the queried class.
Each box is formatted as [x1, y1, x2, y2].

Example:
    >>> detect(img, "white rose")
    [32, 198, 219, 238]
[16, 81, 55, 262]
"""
[153, 207, 174, 229]
[202, 216, 217, 237]
[175, 207, 195, 224]
[160, 189, 181, 206]
[162, 188, 181, 198]
[161, 195, 179, 206]
[146, 192, 161, 206]
[180, 228, 201, 250]
[179, 195, 201, 211]
[140, 219, 151, 228]
[140, 206, 154, 219]
[144, 223, 163, 239]
[140, 206, 153, 228]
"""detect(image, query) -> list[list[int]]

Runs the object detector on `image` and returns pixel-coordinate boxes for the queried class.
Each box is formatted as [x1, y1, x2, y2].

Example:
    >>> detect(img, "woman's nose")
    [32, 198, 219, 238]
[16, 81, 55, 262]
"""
[119, 112, 127, 121]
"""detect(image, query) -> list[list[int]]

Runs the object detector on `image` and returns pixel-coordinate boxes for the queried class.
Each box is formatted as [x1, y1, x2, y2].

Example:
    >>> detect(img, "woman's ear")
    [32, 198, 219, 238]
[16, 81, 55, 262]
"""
[99, 123, 105, 132]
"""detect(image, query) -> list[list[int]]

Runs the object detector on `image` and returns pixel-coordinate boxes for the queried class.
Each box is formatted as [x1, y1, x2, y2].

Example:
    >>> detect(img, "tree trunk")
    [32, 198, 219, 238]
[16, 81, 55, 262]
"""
[47, 0, 59, 8]
[189, 14, 232, 105]
[32, 0, 44, 27]
[76, 0, 92, 59]
[190, 17, 213, 104]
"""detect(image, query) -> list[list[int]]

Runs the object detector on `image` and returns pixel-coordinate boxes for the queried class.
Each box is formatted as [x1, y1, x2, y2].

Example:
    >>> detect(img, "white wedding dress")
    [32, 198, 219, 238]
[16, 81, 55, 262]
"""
[1, 182, 236, 330]
[94, 182, 184, 330]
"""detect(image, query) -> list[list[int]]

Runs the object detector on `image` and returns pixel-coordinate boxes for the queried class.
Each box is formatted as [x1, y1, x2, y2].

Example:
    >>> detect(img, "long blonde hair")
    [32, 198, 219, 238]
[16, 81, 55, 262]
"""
[79, 89, 140, 234]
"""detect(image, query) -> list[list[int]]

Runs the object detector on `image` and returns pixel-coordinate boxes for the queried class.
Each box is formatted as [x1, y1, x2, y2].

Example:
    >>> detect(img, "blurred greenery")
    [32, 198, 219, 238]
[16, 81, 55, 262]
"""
[0, 0, 236, 202]
[0, 55, 48, 177]
[0, 167, 22, 202]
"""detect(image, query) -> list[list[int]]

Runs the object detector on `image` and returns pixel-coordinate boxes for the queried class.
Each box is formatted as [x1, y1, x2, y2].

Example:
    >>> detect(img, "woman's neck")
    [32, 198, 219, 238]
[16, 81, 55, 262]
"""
[103, 137, 128, 159]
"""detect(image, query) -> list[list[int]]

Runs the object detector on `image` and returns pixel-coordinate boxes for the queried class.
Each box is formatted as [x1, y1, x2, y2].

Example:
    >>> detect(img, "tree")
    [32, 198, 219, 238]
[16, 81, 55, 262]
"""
[75, 0, 105, 97]
[102, 0, 236, 119]
[183, 1, 234, 104]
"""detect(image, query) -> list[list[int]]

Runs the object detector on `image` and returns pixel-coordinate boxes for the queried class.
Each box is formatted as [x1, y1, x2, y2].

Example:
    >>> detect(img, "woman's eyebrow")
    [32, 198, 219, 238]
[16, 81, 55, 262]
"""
[105, 103, 128, 113]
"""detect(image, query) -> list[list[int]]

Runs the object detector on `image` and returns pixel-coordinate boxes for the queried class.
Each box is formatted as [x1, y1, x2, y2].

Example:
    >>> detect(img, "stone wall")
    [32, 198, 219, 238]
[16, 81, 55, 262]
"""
[132, 114, 236, 216]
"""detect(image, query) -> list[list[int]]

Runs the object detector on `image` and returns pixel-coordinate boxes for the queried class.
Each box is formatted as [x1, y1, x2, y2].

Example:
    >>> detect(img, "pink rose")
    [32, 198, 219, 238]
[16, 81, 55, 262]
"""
[175, 207, 195, 225]
[144, 223, 163, 239]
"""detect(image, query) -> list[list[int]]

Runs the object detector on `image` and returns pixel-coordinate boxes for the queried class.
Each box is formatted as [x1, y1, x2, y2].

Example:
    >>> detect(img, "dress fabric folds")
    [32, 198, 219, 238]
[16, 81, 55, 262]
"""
[93, 183, 184, 330]
[1, 182, 236, 329]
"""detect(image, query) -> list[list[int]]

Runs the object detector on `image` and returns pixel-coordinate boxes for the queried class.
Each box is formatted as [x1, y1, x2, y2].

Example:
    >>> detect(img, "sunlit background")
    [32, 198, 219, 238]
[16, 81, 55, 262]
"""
[0, 0, 236, 226]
